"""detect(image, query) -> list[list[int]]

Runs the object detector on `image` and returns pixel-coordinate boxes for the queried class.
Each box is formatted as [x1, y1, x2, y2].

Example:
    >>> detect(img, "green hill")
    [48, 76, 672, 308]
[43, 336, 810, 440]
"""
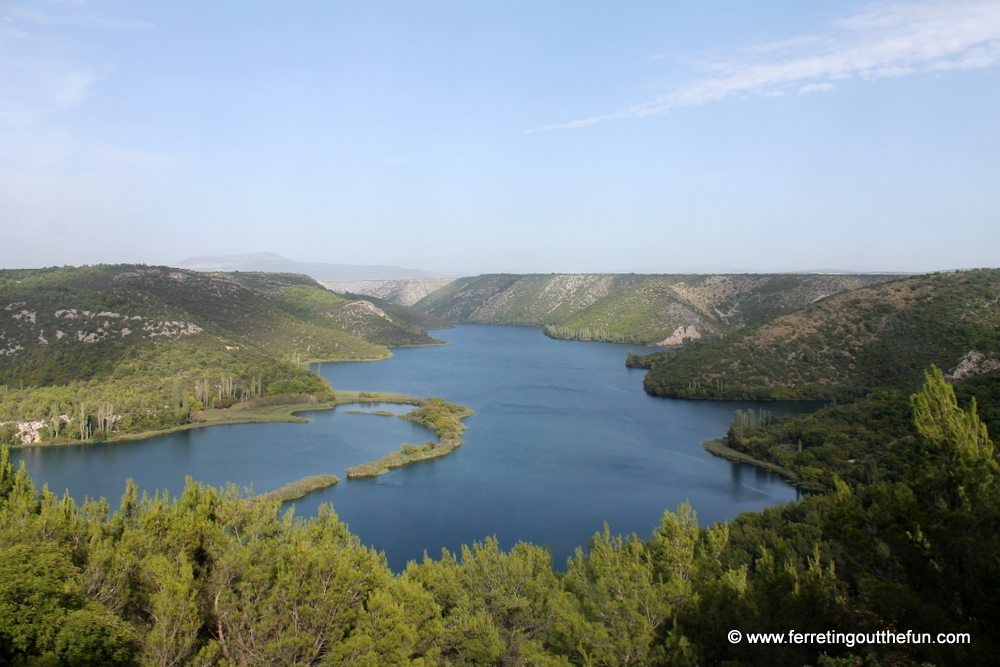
[642, 269, 1000, 400]
[414, 272, 896, 344]
[0, 265, 395, 387]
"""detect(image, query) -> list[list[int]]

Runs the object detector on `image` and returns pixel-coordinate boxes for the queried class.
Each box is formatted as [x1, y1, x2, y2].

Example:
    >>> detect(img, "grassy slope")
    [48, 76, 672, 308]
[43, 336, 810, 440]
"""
[643, 269, 1000, 400]
[410, 275, 481, 315]
[337, 292, 450, 331]
[414, 273, 643, 324]
[550, 276, 716, 343]
[0, 266, 389, 388]
[0, 265, 396, 444]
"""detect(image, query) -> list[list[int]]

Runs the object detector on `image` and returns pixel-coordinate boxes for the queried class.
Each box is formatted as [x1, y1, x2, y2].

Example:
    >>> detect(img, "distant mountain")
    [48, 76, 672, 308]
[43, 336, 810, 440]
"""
[174, 253, 449, 282]
[407, 273, 898, 345]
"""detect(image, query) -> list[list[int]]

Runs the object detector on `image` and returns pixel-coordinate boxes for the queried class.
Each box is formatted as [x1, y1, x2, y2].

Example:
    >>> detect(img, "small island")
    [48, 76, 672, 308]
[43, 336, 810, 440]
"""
[256, 474, 341, 502]
[345, 398, 473, 477]
[240, 392, 472, 497]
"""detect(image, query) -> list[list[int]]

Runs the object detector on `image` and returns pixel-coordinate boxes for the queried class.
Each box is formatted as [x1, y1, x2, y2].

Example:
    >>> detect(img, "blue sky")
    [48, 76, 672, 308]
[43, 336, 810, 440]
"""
[2, 0, 999, 275]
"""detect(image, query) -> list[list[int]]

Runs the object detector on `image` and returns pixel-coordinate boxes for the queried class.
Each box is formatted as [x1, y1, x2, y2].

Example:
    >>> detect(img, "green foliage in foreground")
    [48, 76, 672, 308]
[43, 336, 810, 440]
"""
[2, 370, 998, 665]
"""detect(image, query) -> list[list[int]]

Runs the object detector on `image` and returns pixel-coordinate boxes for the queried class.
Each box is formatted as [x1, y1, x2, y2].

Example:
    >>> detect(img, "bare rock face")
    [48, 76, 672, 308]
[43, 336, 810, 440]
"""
[321, 279, 455, 306]
[655, 325, 703, 346]
[342, 300, 392, 322]
[947, 350, 1000, 382]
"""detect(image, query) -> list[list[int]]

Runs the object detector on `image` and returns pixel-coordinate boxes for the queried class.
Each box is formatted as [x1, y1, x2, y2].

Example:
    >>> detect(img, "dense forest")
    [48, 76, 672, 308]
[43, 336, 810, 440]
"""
[1, 369, 995, 666]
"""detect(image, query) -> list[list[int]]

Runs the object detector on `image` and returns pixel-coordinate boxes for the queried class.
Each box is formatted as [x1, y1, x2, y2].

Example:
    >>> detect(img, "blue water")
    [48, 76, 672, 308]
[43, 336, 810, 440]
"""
[13, 324, 808, 570]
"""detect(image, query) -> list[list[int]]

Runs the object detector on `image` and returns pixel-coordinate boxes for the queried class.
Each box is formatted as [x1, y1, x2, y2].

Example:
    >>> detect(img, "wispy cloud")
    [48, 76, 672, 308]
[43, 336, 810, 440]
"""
[529, 1, 1000, 132]
[382, 157, 406, 165]
[0, 60, 99, 126]
[0, 15, 30, 42]
[12, 8, 154, 30]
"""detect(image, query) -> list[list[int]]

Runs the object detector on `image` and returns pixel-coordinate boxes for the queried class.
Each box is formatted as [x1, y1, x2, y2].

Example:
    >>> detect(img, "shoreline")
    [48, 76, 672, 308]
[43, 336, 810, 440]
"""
[299, 337, 452, 367]
[702, 438, 826, 493]
[10, 390, 425, 450]
[11, 389, 471, 503]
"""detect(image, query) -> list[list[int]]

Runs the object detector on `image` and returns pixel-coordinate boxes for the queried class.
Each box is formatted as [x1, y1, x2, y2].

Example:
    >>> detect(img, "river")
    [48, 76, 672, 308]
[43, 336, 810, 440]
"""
[13, 324, 808, 571]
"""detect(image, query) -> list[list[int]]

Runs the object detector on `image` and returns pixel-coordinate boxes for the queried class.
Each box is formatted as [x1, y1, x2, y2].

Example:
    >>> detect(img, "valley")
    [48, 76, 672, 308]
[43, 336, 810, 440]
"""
[3, 264, 1000, 666]
[340, 272, 898, 345]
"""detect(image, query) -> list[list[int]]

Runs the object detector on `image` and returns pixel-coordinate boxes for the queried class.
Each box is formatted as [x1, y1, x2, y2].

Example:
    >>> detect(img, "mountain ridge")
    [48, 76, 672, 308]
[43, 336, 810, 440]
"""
[174, 252, 450, 282]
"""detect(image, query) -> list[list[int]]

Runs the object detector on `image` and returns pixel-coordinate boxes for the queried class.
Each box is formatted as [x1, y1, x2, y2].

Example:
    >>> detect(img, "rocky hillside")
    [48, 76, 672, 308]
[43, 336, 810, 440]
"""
[321, 278, 455, 306]
[409, 273, 897, 345]
[0, 266, 444, 386]
[641, 269, 1000, 400]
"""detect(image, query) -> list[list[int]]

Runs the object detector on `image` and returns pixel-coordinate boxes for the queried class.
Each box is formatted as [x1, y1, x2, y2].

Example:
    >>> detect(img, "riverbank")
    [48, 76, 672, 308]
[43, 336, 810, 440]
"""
[12, 389, 471, 501]
[10, 390, 425, 449]
[702, 438, 826, 493]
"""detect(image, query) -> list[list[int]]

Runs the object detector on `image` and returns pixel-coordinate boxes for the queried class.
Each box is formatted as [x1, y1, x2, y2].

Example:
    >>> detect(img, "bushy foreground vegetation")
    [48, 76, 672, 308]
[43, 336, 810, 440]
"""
[2, 370, 997, 666]
[722, 370, 1000, 492]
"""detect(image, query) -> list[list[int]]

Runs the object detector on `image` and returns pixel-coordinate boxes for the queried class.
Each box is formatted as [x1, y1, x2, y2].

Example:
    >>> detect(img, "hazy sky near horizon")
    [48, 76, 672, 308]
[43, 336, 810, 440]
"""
[2, 1, 999, 275]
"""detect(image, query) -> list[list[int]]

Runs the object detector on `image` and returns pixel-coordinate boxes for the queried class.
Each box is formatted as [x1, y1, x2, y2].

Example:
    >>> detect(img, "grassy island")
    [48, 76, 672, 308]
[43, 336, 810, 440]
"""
[346, 398, 473, 477]
[257, 474, 340, 502]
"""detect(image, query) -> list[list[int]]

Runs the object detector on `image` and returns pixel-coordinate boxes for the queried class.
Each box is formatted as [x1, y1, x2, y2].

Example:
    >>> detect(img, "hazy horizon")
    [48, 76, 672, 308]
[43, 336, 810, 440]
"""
[2, 1, 998, 275]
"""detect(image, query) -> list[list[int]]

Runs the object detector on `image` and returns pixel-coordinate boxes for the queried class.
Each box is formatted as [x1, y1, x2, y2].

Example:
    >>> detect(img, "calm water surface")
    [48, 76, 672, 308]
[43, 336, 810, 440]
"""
[14, 325, 809, 570]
